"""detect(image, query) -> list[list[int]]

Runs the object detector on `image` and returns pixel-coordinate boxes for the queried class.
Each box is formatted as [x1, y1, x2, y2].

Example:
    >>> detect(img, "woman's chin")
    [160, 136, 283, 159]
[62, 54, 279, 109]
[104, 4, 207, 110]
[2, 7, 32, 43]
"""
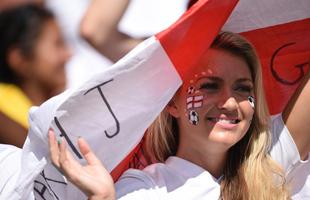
[207, 129, 245, 148]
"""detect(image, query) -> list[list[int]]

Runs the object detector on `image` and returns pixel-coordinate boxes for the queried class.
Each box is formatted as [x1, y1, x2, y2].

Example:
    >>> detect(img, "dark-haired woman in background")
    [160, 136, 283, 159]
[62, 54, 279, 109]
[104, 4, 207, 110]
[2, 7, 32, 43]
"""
[0, 4, 71, 147]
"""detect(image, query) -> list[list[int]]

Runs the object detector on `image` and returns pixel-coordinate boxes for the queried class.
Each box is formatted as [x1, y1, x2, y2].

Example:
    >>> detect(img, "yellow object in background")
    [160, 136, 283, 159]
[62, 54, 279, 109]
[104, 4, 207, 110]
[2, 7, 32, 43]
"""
[0, 83, 32, 128]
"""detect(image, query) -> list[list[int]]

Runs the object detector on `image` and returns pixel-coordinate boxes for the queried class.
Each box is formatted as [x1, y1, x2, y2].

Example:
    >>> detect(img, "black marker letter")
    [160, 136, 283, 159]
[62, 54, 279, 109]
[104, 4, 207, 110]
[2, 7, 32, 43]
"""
[84, 79, 120, 138]
[270, 42, 308, 85]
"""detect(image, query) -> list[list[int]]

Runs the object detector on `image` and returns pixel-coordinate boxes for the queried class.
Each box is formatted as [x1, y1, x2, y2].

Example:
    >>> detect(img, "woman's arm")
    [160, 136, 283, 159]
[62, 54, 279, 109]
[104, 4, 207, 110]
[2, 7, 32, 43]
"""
[80, 0, 142, 62]
[282, 70, 310, 160]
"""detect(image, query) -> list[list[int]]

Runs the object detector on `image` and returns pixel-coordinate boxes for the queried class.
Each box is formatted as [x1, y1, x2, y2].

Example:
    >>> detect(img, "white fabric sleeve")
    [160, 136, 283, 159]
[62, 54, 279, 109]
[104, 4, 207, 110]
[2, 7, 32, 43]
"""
[269, 113, 308, 174]
[12, 90, 73, 200]
[0, 145, 34, 200]
[115, 169, 159, 200]
[270, 114, 310, 199]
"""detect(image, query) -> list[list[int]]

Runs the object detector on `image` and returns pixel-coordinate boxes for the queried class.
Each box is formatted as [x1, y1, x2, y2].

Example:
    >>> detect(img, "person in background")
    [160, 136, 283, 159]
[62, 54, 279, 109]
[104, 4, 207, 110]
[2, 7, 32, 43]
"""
[0, 0, 42, 11]
[44, 0, 186, 88]
[80, 0, 187, 62]
[49, 32, 310, 199]
[80, 0, 145, 63]
[0, 4, 71, 147]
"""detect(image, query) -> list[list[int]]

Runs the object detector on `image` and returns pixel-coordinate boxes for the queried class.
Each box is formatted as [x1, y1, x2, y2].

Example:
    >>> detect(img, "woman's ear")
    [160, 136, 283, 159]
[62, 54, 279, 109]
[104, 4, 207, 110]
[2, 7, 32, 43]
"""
[166, 99, 181, 118]
[7, 47, 30, 77]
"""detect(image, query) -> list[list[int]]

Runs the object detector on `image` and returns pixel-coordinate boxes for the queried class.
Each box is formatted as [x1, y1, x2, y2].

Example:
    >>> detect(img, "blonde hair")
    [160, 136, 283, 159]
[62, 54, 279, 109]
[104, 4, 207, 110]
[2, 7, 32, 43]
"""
[147, 32, 289, 199]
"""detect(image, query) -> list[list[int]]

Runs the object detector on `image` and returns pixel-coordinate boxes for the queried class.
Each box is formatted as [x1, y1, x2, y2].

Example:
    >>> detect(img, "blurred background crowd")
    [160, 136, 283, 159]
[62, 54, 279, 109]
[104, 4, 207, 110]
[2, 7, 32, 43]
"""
[0, 0, 189, 148]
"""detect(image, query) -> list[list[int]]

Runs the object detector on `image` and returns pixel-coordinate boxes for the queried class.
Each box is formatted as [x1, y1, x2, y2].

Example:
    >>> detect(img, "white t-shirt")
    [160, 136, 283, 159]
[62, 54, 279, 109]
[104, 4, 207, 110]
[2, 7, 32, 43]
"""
[116, 156, 221, 199]
[270, 114, 310, 199]
[115, 114, 310, 199]
[0, 144, 34, 200]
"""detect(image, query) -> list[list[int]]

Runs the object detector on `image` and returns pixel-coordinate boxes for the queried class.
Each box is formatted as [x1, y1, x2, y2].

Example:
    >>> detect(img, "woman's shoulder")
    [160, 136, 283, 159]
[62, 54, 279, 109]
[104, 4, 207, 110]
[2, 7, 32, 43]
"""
[115, 156, 195, 199]
[115, 162, 167, 199]
[118, 156, 202, 185]
[269, 113, 306, 172]
[115, 156, 222, 199]
[117, 162, 168, 187]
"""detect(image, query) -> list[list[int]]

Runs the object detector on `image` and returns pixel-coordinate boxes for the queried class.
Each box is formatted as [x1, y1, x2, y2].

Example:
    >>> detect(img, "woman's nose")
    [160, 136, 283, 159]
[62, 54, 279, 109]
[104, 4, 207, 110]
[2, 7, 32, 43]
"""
[216, 89, 238, 111]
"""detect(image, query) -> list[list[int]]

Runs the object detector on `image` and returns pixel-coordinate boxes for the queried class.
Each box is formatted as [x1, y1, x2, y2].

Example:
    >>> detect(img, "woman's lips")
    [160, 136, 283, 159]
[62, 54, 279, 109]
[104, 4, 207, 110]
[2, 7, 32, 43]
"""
[207, 117, 240, 129]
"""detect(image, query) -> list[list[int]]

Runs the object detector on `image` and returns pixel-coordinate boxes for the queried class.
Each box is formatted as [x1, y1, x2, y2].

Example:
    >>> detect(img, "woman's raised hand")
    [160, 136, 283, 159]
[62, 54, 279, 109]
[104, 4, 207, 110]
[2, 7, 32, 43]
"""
[48, 129, 115, 200]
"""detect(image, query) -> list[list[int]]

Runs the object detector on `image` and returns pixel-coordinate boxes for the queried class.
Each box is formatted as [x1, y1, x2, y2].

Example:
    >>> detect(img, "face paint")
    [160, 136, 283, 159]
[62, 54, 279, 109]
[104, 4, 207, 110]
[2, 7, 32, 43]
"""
[188, 110, 199, 125]
[187, 86, 195, 95]
[186, 95, 204, 110]
[248, 96, 255, 109]
[185, 71, 208, 125]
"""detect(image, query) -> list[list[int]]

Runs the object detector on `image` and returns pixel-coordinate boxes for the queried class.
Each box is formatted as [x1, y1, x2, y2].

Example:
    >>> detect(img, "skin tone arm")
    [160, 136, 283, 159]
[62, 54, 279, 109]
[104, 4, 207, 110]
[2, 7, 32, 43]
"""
[0, 112, 27, 148]
[282, 70, 310, 160]
[48, 130, 115, 200]
[80, 0, 143, 62]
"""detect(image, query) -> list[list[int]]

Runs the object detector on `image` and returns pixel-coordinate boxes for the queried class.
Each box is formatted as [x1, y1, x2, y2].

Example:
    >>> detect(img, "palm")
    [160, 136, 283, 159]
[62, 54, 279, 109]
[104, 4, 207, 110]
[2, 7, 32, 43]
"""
[48, 130, 115, 199]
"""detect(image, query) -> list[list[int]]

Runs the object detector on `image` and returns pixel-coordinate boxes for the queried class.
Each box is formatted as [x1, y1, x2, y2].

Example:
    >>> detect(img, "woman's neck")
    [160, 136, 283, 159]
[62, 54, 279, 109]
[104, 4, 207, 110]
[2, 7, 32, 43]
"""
[20, 82, 50, 105]
[176, 139, 227, 179]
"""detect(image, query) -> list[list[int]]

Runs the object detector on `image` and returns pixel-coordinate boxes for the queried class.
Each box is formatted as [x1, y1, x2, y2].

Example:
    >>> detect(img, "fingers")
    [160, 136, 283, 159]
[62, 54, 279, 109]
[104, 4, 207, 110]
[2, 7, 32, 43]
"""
[48, 129, 60, 168]
[58, 137, 83, 181]
[49, 129, 81, 180]
[78, 137, 102, 166]
[48, 130, 102, 185]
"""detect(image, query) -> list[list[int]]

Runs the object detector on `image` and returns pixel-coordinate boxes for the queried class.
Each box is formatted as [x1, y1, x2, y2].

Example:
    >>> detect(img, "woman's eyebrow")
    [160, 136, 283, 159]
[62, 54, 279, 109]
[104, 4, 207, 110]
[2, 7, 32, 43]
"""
[196, 76, 222, 82]
[195, 76, 253, 84]
[235, 78, 253, 84]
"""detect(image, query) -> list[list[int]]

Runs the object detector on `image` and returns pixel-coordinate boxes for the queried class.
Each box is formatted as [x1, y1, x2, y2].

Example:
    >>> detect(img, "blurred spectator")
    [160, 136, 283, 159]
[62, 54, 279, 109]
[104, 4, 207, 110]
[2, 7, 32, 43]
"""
[45, 0, 113, 88]
[81, 0, 188, 62]
[0, 4, 71, 147]
[80, 0, 143, 62]
[44, 0, 187, 88]
[0, 0, 43, 11]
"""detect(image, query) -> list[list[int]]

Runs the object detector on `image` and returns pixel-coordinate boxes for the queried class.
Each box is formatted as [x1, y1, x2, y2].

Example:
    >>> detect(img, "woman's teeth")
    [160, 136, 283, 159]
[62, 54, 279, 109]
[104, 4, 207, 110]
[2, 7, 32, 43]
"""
[207, 118, 240, 124]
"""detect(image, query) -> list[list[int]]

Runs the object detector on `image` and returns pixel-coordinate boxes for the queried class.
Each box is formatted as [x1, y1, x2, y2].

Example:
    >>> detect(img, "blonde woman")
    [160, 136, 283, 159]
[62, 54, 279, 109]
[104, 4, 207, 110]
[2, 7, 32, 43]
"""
[49, 32, 310, 199]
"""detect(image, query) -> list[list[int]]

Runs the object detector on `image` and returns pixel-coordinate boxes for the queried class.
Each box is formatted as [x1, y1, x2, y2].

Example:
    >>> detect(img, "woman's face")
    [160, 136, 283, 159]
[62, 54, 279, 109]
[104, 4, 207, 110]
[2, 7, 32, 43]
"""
[27, 19, 71, 95]
[171, 49, 255, 152]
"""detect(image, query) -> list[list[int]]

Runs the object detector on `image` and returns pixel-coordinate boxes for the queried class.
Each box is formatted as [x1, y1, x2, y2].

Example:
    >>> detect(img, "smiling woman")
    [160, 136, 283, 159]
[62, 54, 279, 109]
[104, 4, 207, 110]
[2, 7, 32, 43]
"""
[145, 32, 287, 199]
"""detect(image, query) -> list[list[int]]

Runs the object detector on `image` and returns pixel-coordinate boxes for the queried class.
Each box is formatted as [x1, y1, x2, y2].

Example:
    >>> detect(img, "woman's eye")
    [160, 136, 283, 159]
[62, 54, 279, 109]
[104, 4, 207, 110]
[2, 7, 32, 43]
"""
[235, 85, 252, 93]
[199, 83, 219, 90]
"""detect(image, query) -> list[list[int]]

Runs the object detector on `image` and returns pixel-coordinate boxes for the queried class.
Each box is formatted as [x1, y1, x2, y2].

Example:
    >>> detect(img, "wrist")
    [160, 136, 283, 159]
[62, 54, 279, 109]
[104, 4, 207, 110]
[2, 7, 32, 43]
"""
[88, 193, 115, 200]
